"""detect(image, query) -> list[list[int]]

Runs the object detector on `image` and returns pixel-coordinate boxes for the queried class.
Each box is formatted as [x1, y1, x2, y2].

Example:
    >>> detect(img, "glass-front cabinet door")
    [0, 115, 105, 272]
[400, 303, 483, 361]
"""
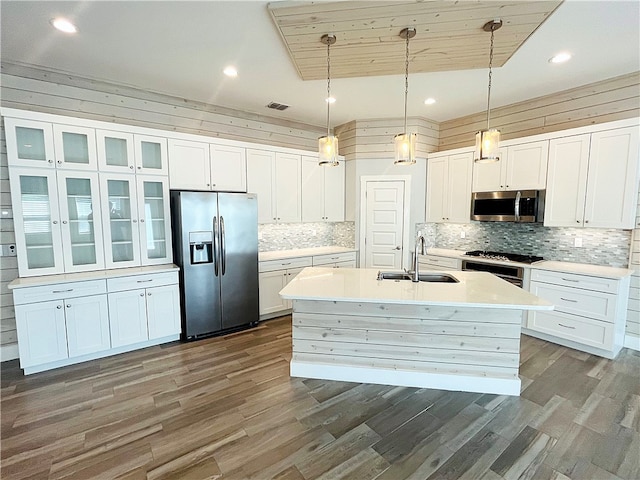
[137, 176, 172, 265]
[9, 168, 64, 276]
[52, 124, 97, 170]
[99, 174, 141, 269]
[56, 171, 105, 272]
[96, 130, 135, 173]
[4, 118, 56, 168]
[134, 135, 168, 175]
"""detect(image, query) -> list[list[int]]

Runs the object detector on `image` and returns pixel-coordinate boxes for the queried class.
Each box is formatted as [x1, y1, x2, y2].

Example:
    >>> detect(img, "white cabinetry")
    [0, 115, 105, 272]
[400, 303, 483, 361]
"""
[168, 140, 247, 192]
[10, 168, 106, 277]
[525, 269, 630, 359]
[312, 252, 356, 268]
[426, 151, 473, 223]
[545, 127, 639, 228]
[418, 255, 461, 272]
[96, 129, 135, 173]
[247, 149, 301, 224]
[13, 279, 109, 370]
[473, 140, 548, 192]
[258, 256, 312, 316]
[301, 156, 345, 222]
[133, 134, 168, 175]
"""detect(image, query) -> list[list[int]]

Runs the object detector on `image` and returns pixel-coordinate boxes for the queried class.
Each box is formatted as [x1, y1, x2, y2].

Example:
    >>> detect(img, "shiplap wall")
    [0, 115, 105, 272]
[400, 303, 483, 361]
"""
[439, 72, 640, 150]
[0, 62, 327, 361]
[335, 117, 440, 161]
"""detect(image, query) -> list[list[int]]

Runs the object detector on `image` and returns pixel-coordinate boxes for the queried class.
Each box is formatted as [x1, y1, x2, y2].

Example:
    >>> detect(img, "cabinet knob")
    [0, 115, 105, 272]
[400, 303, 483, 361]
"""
[506, 185, 509, 188]
[52, 220, 58, 224]
[57, 160, 62, 164]
[137, 166, 142, 169]
[273, 217, 276, 220]
[56, 305, 62, 309]
[500, 185, 503, 188]
[48, 159, 53, 164]
[66, 304, 71, 308]
[140, 219, 145, 223]
[62, 220, 68, 224]
[140, 293, 145, 297]
[207, 183, 210, 187]
[576, 220, 580, 223]
[585, 220, 589, 224]
[148, 292, 152, 296]
[132, 219, 138, 223]
[212, 184, 216, 187]
[130, 165, 134, 170]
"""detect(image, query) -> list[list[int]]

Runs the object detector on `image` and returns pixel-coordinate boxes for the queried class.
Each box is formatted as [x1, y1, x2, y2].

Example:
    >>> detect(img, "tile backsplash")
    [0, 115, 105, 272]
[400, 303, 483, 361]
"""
[416, 222, 631, 268]
[259, 222, 355, 251]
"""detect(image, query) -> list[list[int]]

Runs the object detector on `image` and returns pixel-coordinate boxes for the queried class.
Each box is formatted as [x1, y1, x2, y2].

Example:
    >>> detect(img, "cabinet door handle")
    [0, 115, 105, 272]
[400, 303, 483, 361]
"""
[558, 323, 576, 330]
[52, 289, 73, 293]
[66, 304, 71, 308]
[62, 220, 68, 224]
[56, 305, 62, 309]
[140, 293, 145, 297]
[137, 279, 154, 283]
[560, 297, 577, 303]
[282, 262, 291, 266]
[57, 160, 62, 164]
[48, 159, 54, 164]
[52, 220, 59, 225]
[561, 278, 579, 283]
[147, 292, 152, 296]
[130, 165, 134, 170]
[140, 218, 145, 223]
[137, 166, 142, 170]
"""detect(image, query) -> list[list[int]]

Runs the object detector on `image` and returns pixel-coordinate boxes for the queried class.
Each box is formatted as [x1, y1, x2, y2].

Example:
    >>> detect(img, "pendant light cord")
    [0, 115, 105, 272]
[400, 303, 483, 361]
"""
[326, 39, 331, 138]
[403, 31, 409, 135]
[486, 25, 495, 131]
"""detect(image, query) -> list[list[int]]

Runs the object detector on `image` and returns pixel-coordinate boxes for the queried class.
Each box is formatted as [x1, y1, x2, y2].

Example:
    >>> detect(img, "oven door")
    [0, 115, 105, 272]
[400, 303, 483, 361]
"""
[461, 260, 524, 288]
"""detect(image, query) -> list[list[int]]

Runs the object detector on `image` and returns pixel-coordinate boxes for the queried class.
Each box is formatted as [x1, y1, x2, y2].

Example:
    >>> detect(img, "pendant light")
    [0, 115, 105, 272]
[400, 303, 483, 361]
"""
[318, 34, 339, 166]
[394, 27, 417, 165]
[475, 19, 502, 163]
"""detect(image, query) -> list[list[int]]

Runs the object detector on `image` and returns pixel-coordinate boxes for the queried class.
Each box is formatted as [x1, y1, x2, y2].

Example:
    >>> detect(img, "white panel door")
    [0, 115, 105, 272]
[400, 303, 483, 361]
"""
[364, 181, 405, 269]
[108, 289, 149, 347]
[544, 134, 590, 227]
[275, 153, 302, 223]
[146, 285, 181, 339]
[65, 295, 110, 358]
[247, 149, 276, 224]
[15, 300, 68, 368]
[584, 127, 639, 229]
[168, 139, 211, 190]
[426, 157, 447, 222]
[210, 144, 247, 192]
[259, 270, 287, 315]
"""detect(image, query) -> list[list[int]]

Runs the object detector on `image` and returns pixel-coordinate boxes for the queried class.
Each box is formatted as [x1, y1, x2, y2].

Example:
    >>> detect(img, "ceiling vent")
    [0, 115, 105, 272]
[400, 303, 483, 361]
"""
[266, 102, 289, 111]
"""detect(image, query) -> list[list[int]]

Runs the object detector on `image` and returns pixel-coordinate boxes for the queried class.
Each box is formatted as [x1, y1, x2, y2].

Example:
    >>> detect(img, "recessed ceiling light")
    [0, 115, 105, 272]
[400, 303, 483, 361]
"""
[51, 17, 77, 33]
[424, 98, 436, 105]
[325, 96, 336, 104]
[549, 52, 571, 64]
[223, 66, 238, 77]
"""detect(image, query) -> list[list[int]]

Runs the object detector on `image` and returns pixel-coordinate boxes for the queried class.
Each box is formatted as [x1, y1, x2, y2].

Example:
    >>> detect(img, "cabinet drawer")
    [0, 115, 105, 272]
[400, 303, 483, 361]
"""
[107, 271, 178, 293]
[259, 257, 312, 273]
[528, 310, 614, 351]
[530, 269, 618, 294]
[419, 255, 460, 270]
[530, 281, 616, 323]
[312, 252, 356, 266]
[13, 280, 107, 305]
[333, 260, 356, 268]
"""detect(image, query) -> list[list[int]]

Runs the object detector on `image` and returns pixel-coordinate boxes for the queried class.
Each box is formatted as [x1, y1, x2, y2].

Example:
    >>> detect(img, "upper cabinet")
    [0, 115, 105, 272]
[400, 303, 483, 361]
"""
[473, 140, 549, 192]
[96, 130, 135, 173]
[426, 151, 473, 223]
[301, 155, 345, 222]
[246, 149, 301, 224]
[167, 139, 247, 192]
[134, 134, 168, 175]
[5, 118, 98, 170]
[545, 127, 639, 229]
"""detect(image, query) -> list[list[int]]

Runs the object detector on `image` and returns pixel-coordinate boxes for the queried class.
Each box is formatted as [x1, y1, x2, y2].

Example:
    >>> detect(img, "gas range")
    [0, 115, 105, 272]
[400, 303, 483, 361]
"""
[465, 250, 544, 265]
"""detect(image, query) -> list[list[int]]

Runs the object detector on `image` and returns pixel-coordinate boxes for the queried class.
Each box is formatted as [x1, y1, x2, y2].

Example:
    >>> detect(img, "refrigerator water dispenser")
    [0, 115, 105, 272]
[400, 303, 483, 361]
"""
[189, 231, 213, 264]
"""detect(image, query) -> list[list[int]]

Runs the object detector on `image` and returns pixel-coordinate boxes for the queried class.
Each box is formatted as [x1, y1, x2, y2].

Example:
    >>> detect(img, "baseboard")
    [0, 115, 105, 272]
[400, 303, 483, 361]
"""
[0, 343, 19, 362]
[624, 334, 640, 351]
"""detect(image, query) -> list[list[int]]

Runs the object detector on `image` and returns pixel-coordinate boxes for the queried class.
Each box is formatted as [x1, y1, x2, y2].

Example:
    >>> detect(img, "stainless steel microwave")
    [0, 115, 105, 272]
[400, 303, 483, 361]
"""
[471, 190, 545, 222]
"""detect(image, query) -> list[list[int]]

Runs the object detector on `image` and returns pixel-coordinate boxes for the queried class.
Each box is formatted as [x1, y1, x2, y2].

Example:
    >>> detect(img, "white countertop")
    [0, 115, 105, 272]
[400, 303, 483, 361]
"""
[259, 246, 357, 262]
[424, 248, 632, 279]
[280, 267, 553, 310]
[8, 264, 179, 289]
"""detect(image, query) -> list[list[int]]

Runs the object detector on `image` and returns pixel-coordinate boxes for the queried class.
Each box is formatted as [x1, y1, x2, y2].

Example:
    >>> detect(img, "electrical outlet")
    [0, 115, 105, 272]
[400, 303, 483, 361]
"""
[574, 237, 583, 248]
[1, 208, 12, 219]
[460, 231, 466, 239]
[0, 244, 16, 257]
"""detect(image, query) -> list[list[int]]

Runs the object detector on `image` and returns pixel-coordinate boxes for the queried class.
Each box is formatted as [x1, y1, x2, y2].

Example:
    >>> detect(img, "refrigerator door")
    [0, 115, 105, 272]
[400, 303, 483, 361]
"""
[218, 193, 259, 330]
[173, 191, 222, 338]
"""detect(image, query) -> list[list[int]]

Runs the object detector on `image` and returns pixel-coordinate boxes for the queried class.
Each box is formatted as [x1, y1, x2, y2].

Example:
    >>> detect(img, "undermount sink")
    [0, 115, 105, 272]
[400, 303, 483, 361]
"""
[377, 271, 459, 283]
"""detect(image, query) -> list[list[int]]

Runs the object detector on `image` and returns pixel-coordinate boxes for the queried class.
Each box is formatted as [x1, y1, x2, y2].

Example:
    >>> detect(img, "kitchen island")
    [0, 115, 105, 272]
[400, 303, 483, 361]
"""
[279, 267, 553, 396]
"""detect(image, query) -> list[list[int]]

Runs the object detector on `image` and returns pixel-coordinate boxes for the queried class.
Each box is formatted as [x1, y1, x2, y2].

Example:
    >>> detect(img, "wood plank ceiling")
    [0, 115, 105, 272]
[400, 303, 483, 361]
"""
[268, 1, 563, 81]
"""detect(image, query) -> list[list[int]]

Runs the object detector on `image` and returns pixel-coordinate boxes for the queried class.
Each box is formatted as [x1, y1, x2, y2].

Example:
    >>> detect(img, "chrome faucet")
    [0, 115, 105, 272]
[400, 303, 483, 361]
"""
[410, 234, 427, 282]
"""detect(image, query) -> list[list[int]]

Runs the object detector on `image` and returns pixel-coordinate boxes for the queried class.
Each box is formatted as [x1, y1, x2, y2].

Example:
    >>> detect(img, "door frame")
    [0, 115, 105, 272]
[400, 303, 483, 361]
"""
[358, 175, 412, 269]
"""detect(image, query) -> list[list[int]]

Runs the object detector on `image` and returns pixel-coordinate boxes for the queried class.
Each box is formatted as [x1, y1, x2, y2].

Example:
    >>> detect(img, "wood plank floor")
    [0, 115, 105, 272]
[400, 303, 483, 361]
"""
[1, 316, 639, 480]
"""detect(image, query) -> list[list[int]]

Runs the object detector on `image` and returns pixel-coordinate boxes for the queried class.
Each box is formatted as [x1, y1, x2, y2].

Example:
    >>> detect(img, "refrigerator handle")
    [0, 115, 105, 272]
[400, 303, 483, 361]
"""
[220, 216, 226, 275]
[213, 216, 219, 276]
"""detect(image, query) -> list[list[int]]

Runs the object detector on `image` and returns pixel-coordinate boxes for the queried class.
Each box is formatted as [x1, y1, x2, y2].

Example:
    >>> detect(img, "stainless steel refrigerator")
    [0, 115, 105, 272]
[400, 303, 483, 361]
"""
[170, 191, 259, 339]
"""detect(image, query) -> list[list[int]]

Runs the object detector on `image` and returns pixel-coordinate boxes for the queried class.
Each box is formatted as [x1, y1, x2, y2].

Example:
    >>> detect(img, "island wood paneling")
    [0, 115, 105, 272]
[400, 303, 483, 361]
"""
[438, 72, 640, 150]
[627, 187, 640, 347]
[291, 299, 523, 394]
[335, 117, 439, 161]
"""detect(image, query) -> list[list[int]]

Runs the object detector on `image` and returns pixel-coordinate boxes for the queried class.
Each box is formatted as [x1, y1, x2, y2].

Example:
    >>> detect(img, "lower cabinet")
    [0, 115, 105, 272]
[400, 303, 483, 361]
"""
[418, 254, 461, 271]
[312, 252, 356, 268]
[10, 266, 180, 374]
[525, 269, 629, 358]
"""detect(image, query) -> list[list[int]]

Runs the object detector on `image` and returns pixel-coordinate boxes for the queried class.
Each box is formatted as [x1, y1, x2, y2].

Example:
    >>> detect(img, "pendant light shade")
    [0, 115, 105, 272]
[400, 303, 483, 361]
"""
[475, 19, 502, 164]
[318, 33, 339, 166]
[394, 27, 417, 165]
